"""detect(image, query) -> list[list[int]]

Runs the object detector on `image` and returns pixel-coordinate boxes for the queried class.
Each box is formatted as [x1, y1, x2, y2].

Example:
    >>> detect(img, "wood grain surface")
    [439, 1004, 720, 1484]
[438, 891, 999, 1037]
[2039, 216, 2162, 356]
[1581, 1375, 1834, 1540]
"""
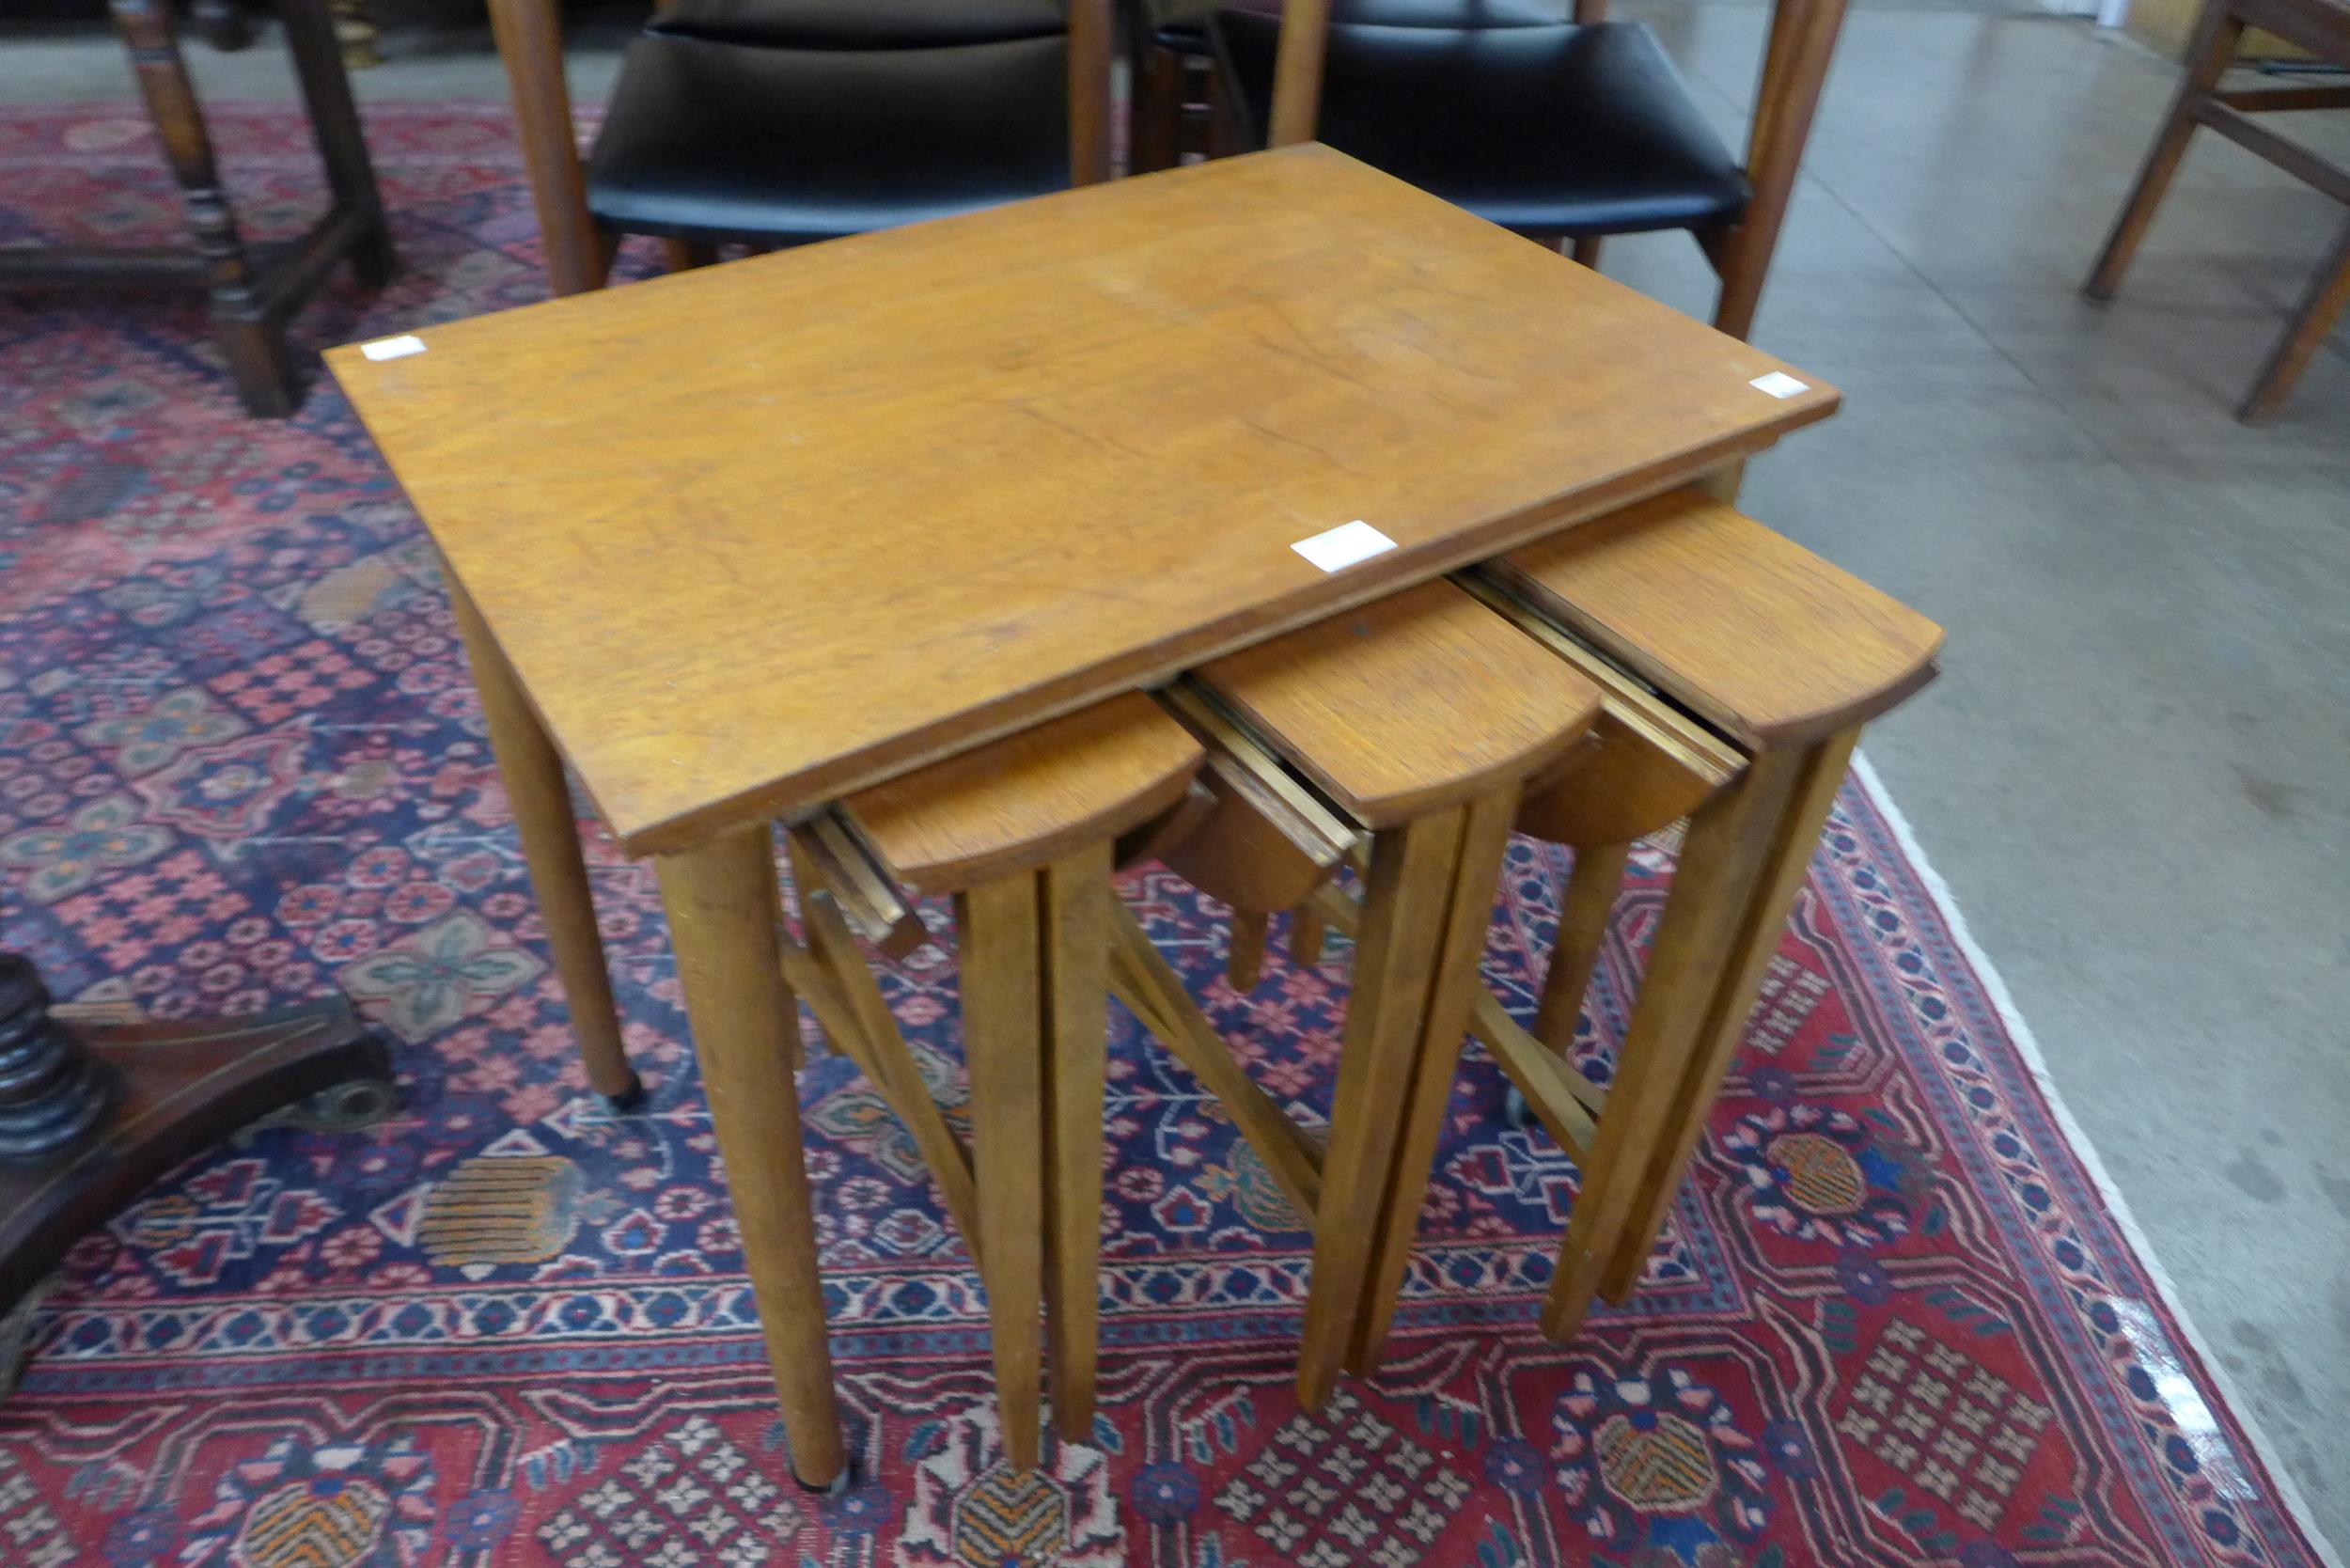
[1493, 490, 1941, 747]
[330, 147, 1837, 855]
[843, 693, 1201, 894]
[1195, 579, 1601, 828]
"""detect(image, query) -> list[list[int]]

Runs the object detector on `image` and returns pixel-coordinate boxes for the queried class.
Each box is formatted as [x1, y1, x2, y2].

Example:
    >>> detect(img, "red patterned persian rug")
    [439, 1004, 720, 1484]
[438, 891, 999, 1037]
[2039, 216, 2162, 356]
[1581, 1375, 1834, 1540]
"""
[0, 102, 2336, 1568]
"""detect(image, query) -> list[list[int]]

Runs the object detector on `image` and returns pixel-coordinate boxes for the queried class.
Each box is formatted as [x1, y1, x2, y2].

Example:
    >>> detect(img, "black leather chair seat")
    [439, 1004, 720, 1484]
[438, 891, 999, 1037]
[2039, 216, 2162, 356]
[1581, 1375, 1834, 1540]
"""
[1212, 15, 1750, 236]
[586, 31, 1072, 243]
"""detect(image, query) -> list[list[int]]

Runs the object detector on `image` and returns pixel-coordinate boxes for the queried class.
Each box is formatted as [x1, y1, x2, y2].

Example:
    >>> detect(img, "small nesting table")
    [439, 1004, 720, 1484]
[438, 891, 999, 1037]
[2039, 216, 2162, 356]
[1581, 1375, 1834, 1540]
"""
[330, 143, 1839, 1489]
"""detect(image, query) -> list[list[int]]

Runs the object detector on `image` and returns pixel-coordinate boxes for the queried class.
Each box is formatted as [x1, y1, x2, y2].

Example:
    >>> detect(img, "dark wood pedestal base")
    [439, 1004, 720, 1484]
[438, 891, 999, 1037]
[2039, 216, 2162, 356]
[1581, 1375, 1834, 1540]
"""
[0, 952, 394, 1385]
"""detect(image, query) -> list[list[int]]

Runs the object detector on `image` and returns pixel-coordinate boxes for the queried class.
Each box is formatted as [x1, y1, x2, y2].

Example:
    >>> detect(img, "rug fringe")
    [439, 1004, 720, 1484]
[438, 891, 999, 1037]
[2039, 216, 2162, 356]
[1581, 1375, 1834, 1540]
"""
[1848, 750, 2345, 1568]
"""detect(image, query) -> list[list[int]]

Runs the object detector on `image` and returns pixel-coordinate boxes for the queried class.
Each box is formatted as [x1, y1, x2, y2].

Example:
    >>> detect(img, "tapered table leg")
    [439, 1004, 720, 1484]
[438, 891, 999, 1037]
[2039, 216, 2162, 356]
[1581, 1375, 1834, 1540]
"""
[1040, 846, 1112, 1445]
[1346, 788, 1519, 1373]
[445, 572, 639, 1109]
[1295, 810, 1461, 1411]
[1540, 747, 1806, 1341]
[656, 829, 846, 1490]
[1533, 839, 1631, 1053]
[1595, 729, 1859, 1303]
[958, 873, 1047, 1471]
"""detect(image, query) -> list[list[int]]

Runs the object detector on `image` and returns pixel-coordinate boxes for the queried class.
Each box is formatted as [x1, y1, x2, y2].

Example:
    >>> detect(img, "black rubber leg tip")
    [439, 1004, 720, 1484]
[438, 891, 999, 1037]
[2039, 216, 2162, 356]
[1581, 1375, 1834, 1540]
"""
[791, 1462, 853, 1498]
[601, 1074, 647, 1114]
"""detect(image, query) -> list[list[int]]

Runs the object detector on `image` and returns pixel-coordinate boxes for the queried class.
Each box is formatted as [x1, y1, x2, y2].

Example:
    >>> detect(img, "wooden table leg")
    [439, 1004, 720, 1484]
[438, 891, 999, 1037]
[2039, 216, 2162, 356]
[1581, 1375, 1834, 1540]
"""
[279, 0, 394, 285]
[1041, 846, 1112, 1445]
[1595, 728, 1859, 1302]
[657, 828, 847, 1490]
[1346, 788, 1519, 1374]
[958, 872, 1048, 1471]
[446, 573, 638, 1107]
[1532, 839, 1630, 1053]
[1226, 908, 1268, 990]
[1538, 747, 1806, 1341]
[108, 0, 295, 416]
[1295, 810, 1460, 1411]
[1289, 901, 1328, 966]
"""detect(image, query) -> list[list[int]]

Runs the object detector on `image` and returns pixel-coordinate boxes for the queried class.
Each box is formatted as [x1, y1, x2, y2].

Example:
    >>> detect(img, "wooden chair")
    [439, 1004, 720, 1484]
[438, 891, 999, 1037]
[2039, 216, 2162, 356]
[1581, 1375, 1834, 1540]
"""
[485, 0, 1113, 296]
[2084, 0, 2350, 422]
[1184, 0, 1848, 337]
[1120, 579, 1602, 1408]
[780, 694, 1205, 1471]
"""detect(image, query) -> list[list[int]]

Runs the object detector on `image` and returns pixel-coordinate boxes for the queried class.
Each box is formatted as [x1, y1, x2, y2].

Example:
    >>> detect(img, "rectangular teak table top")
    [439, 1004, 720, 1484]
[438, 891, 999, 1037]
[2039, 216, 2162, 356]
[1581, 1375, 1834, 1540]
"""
[331, 145, 1839, 857]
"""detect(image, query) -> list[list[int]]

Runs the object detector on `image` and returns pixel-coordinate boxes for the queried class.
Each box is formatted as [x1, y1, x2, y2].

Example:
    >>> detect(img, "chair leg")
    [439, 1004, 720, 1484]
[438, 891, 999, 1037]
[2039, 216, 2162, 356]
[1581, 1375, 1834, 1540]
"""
[662, 238, 720, 273]
[2238, 212, 2350, 424]
[958, 872, 1048, 1472]
[1132, 44, 1187, 175]
[486, 0, 606, 296]
[1532, 840, 1630, 1055]
[2085, 4, 2248, 301]
[1041, 847, 1112, 1444]
[1227, 908, 1269, 990]
[1206, 69, 1246, 159]
[1570, 235, 1605, 270]
[1345, 789, 1518, 1375]
[656, 828, 846, 1489]
[1295, 811, 1460, 1410]
[1596, 730, 1858, 1304]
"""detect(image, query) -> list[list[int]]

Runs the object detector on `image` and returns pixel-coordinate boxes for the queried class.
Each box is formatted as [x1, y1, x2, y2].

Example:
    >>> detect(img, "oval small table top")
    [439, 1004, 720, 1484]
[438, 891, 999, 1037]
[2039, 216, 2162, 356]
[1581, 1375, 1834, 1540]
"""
[1195, 578, 1603, 828]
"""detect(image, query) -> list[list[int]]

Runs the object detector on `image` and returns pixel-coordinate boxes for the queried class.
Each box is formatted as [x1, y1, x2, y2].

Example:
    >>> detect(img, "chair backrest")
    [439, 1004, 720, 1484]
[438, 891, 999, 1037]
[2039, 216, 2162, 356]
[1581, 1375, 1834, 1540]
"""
[644, 0, 1117, 187]
[486, 0, 1116, 296]
[1248, 0, 1846, 336]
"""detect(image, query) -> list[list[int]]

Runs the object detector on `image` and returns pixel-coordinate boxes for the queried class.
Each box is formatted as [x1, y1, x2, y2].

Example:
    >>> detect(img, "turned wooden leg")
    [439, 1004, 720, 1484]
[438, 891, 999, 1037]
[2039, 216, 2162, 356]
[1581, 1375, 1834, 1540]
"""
[1346, 789, 1518, 1374]
[1596, 729, 1858, 1303]
[1040, 847, 1112, 1444]
[1539, 747, 1807, 1341]
[1226, 908, 1268, 990]
[958, 873, 1047, 1471]
[2239, 213, 2350, 424]
[656, 828, 846, 1489]
[1295, 811, 1459, 1410]
[444, 572, 638, 1107]
[1532, 839, 1630, 1054]
[1570, 235, 1604, 270]
[2085, 4, 2247, 301]
[109, 0, 293, 416]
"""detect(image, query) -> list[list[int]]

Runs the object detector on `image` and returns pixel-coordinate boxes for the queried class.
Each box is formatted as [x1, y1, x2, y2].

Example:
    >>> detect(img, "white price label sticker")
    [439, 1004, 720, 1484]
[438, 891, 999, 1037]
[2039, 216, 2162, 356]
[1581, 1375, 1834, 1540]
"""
[1749, 370, 1810, 399]
[1291, 520, 1397, 573]
[361, 335, 427, 362]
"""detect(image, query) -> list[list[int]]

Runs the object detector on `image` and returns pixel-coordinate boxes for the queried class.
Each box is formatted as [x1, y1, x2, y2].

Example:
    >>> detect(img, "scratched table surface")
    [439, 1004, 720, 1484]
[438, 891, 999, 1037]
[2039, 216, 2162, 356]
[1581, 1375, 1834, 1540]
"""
[331, 145, 1838, 857]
